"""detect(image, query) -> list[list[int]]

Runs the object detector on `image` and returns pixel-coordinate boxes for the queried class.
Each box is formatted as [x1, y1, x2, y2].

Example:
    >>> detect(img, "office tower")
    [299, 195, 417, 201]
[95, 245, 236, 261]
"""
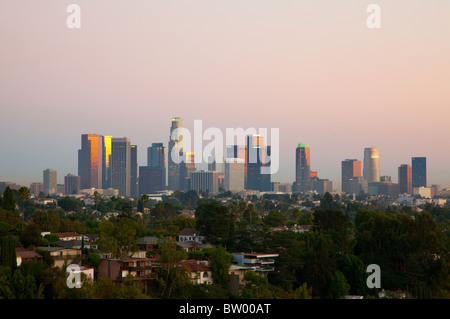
[224, 158, 245, 192]
[29, 182, 44, 196]
[168, 117, 183, 190]
[363, 147, 380, 183]
[102, 136, 112, 189]
[412, 157, 427, 188]
[148, 143, 166, 169]
[311, 179, 333, 195]
[348, 176, 368, 194]
[64, 174, 81, 195]
[398, 164, 412, 194]
[294, 143, 311, 193]
[246, 134, 271, 191]
[208, 155, 224, 174]
[111, 137, 131, 196]
[139, 166, 165, 195]
[147, 142, 167, 186]
[341, 159, 361, 193]
[43, 169, 57, 195]
[80, 134, 103, 189]
[180, 152, 196, 191]
[130, 145, 138, 198]
[189, 171, 218, 194]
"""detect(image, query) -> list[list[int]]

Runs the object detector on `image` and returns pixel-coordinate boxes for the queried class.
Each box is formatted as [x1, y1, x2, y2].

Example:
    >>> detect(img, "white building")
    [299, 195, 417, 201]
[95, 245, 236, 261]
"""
[224, 158, 245, 192]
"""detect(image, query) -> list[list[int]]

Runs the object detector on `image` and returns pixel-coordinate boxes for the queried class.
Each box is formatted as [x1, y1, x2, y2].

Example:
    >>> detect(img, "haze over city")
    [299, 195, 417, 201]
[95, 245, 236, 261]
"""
[1, 0, 450, 188]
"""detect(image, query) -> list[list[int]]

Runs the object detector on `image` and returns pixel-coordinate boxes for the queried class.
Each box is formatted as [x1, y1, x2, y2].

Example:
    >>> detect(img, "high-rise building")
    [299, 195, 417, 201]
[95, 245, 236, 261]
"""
[398, 164, 412, 194]
[224, 158, 245, 192]
[139, 166, 165, 195]
[102, 136, 112, 189]
[111, 137, 131, 196]
[246, 134, 271, 191]
[148, 143, 166, 169]
[180, 152, 196, 191]
[65, 174, 81, 195]
[363, 147, 380, 183]
[29, 182, 44, 196]
[311, 179, 333, 195]
[294, 143, 311, 193]
[168, 117, 183, 190]
[412, 157, 427, 188]
[130, 145, 138, 198]
[341, 159, 361, 193]
[80, 134, 103, 189]
[189, 171, 218, 194]
[43, 169, 57, 195]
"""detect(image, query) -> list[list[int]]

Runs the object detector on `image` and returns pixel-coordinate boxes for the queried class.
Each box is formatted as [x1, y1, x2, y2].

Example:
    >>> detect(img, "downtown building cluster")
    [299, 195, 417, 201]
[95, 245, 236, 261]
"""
[6, 117, 439, 200]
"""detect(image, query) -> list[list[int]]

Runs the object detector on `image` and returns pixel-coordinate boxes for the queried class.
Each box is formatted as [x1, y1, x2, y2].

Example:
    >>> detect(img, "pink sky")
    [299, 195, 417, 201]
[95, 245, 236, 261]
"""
[1, 0, 450, 188]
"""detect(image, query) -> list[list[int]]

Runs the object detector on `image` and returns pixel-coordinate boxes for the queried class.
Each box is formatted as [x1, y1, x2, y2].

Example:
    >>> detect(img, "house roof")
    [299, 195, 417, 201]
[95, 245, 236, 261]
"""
[36, 246, 80, 252]
[54, 232, 81, 238]
[15, 248, 42, 259]
[179, 228, 202, 236]
[180, 260, 211, 272]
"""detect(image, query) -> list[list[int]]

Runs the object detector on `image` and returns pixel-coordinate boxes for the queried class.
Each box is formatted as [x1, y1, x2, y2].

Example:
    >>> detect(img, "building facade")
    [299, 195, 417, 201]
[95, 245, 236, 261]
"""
[294, 143, 311, 193]
[398, 164, 412, 195]
[412, 157, 427, 188]
[363, 147, 380, 183]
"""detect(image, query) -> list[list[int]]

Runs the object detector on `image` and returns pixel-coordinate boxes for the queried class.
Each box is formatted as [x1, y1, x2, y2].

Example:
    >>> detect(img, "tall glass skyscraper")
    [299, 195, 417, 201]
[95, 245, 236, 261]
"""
[43, 168, 57, 195]
[80, 134, 103, 190]
[412, 157, 427, 188]
[111, 137, 131, 196]
[102, 136, 112, 189]
[341, 159, 361, 193]
[363, 147, 380, 183]
[168, 117, 183, 190]
[398, 164, 412, 194]
[294, 143, 310, 193]
[246, 134, 271, 191]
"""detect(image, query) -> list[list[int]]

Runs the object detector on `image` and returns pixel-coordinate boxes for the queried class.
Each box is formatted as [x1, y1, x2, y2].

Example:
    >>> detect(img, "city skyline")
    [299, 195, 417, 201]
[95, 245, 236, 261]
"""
[1, 1, 450, 188]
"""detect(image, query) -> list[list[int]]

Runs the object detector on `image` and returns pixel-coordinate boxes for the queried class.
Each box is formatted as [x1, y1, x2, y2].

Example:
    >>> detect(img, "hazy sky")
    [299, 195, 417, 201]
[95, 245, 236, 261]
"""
[1, 0, 450, 189]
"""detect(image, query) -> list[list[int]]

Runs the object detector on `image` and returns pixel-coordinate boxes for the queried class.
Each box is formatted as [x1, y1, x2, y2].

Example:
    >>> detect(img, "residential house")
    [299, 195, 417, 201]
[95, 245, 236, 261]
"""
[98, 256, 156, 292]
[232, 252, 279, 277]
[180, 259, 213, 285]
[54, 232, 82, 241]
[36, 246, 82, 268]
[15, 247, 43, 267]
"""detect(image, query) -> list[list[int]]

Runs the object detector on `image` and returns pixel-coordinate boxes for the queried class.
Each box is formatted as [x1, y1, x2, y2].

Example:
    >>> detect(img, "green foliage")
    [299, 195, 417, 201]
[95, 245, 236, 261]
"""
[20, 222, 43, 249]
[328, 270, 350, 299]
[208, 245, 233, 290]
[0, 236, 18, 270]
[263, 210, 288, 227]
[1, 187, 16, 212]
[195, 199, 234, 246]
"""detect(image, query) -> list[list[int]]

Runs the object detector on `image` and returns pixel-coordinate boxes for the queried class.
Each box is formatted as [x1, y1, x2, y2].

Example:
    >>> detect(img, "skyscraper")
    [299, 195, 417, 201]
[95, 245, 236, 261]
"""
[294, 143, 310, 193]
[65, 174, 81, 195]
[224, 145, 245, 193]
[341, 159, 361, 193]
[111, 137, 131, 196]
[80, 134, 103, 189]
[148, 143, 166, 169]
[168, 117, 183, 190]
[130, 145, 138, 198]
[189, 170, 218, 194]
[102, 136, 112, 189]
[363, 147, 380, 183]
[180, 152, 196, 191]
[246, 134, 271, 191]
[43, 169, 57, 195]
[398, 164, 412, 194]
[412, 157, 427, 188]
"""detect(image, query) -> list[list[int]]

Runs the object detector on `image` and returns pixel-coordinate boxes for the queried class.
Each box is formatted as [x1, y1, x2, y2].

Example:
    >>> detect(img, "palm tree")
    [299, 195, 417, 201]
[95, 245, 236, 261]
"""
[18, 186, 30, 222]
[140, 194, 149, 213]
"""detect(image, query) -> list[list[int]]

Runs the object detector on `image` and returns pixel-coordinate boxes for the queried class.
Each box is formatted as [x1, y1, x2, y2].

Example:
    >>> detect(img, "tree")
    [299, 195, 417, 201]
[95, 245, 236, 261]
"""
[208, 245, 233, 290]
[0, 236, 18, 271]
[195, 199, 234, 246]
[1, 186, 16, 212]
[20, 222, 43, 249]
[263, 210, 288, 227]
[18, 187, 30, 222]
[156, 241, 188, 298]
[328, 270, 350, 299]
